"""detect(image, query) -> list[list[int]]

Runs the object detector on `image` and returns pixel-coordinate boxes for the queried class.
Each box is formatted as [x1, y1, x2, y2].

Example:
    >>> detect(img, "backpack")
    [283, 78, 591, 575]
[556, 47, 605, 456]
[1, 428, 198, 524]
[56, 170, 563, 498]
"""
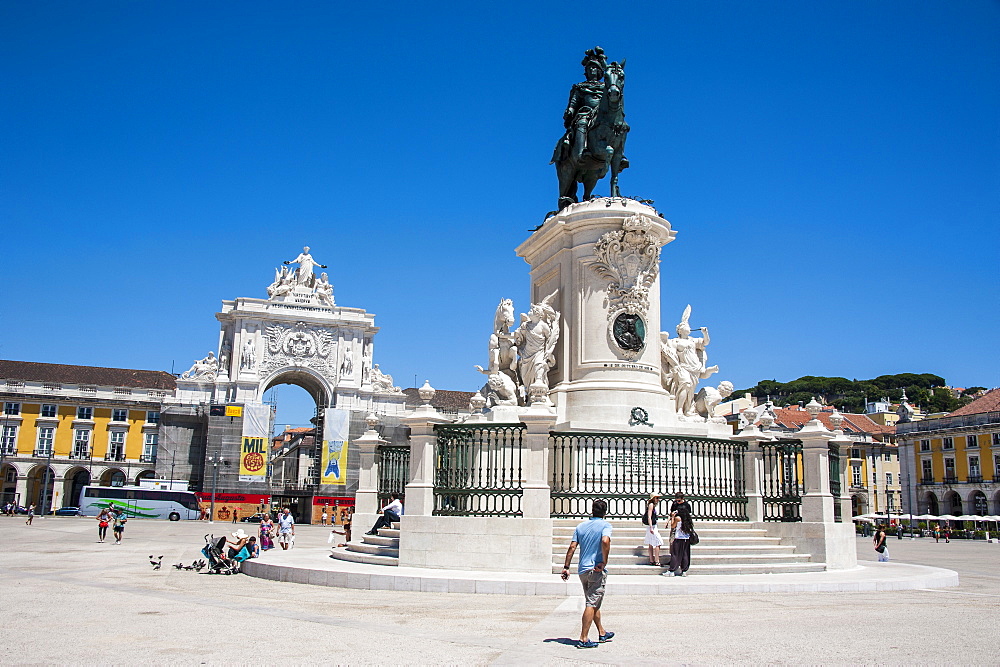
[641, 511, 649, 525]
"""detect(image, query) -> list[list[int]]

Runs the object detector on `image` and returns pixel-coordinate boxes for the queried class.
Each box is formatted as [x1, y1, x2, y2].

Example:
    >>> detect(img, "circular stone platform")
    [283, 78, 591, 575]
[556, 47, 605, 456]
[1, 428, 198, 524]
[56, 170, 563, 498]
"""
[242, 547, 959, 596]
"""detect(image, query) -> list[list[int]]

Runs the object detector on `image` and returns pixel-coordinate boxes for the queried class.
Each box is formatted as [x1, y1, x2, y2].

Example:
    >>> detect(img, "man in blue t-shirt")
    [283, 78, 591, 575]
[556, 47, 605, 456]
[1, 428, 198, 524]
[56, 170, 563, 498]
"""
[560, 499, 614, 649]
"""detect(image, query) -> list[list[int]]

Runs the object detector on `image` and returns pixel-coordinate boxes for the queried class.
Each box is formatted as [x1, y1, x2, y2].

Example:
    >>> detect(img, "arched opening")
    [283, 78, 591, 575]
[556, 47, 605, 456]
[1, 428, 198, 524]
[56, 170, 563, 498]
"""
[971, 491, 987, 515]
[64, 468, 91, 508]
[1, 462, 18, 505]
[135, 470, 155, 485]
[26, 465, 54, 513]
[993, 490, 1000, 515]
[100, 468, 126, 487]
[944, 490, 962, 515]
[262, 369, 330, 524]
[923, 491, 939, 516]
[851, 495, 867, 517]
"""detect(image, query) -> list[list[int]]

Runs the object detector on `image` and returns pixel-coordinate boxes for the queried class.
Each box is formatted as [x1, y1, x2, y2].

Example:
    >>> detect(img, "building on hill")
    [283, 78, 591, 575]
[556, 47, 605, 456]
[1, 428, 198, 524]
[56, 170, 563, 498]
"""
[897, 387, 1000, 516]
[0, 359, 173, 510]
[730, 403, 899, 517]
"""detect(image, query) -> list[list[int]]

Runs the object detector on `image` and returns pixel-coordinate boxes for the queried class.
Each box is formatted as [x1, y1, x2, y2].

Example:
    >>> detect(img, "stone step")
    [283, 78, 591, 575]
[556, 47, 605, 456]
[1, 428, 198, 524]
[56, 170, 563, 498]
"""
[329, 548, 399, 566]
[552, 519, 754, 528]
[347, 541, 400, 557]
[553, 526, 770, 536]
[553, 536, 785, 547]
[552, 543, 798, 556]
[362, 535, 399, 548]
[564, 552, 813, 566]
[551, 562, 827, 575]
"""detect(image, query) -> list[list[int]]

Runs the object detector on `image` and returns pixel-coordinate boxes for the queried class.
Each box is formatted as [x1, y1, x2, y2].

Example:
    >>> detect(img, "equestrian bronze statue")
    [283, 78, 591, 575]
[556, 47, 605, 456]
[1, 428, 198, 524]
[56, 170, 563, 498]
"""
[551, 46, 630, 212]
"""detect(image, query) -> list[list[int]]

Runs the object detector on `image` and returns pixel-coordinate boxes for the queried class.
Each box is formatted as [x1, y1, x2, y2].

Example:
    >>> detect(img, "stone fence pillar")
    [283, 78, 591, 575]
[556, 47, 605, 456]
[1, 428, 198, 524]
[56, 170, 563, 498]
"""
[519, 402, 557, 519]
[733, 413, 767, 523]
[353, 414, 385, 517]
[401, 382, 450, 517]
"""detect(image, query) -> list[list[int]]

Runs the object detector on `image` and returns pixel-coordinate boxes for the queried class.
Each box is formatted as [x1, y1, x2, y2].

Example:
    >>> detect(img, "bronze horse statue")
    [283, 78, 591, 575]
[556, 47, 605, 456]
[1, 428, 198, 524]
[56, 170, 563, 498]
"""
[551, 60, 630, 212]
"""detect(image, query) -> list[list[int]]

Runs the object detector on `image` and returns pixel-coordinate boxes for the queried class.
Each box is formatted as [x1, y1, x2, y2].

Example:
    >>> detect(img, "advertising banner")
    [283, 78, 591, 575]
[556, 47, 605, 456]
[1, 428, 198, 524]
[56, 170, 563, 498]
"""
[239, 403, 272, 482]
[321, 408, 350, 485]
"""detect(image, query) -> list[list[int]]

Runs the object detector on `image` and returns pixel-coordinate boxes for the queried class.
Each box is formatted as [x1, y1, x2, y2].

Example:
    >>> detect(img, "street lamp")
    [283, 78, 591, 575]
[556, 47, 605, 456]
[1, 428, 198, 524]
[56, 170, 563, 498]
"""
[208, 455, 227, 524]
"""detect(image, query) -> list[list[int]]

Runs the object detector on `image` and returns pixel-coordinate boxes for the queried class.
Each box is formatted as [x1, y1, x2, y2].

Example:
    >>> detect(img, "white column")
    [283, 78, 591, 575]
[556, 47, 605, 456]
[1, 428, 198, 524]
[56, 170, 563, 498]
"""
[733, 415, 768, 523]
[796, 401, 835, 524]
[400, 382, 450, 517]
[519, 402, 557, 519]
[353, 414, 384, 517]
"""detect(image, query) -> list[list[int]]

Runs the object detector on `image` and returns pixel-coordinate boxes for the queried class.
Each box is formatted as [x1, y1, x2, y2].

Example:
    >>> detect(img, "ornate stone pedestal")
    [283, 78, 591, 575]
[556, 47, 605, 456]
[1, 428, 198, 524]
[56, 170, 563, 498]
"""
[516, 198, 729, 436]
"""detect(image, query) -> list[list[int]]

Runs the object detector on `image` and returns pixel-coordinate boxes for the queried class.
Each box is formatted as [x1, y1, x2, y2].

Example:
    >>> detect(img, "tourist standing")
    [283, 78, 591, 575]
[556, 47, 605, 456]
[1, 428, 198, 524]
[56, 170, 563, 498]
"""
[25, 504, 35, 525]
[664, 498, 694, 577]
[96, 508, 112, 543]
[232, 508, 239, 523]
[560, 499, 614, 649]
[873, 525, 889, 562]
[277, 507, 295, 550]
[112, 508, 127, 544]
[934, 524, 940, 542]
[643, 492, 663, 566]
[259, 514, 274, 551]
[321, 505, 329, 526]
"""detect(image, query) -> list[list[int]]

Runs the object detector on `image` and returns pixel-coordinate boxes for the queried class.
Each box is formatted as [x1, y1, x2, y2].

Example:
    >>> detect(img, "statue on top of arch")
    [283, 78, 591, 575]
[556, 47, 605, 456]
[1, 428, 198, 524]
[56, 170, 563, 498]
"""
[266, 246, 335, 306]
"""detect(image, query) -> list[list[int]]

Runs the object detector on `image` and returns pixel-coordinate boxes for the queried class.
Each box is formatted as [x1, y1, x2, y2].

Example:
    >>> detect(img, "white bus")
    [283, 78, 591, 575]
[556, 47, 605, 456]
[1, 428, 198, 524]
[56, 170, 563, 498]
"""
[79, 485, 201, 521]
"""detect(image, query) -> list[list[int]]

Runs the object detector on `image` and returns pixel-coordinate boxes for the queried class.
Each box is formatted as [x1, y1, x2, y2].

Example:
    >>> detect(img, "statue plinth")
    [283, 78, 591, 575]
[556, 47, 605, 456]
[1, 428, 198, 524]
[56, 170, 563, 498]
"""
[516, 199, 728, 436]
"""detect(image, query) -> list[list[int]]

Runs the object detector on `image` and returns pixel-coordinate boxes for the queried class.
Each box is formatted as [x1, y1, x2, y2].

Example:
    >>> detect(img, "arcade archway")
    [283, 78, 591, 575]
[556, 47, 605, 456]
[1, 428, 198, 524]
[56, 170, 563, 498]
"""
[64, 467, 91, 508]
[922, 491, 939, 515]
[26, 465, 54, 512]
[100, 468, 126, 487]
[1, 462, 18, 505]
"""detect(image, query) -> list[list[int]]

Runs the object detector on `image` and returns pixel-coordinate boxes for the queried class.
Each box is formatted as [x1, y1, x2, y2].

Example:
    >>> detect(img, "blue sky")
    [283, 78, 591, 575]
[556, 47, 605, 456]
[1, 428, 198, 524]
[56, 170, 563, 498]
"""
[2, 2, 998, 427]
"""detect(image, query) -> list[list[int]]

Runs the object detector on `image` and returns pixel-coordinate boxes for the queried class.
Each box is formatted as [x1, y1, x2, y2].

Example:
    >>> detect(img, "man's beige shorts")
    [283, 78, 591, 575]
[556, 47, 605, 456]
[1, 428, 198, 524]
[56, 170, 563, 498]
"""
[579, 569, 607, 608]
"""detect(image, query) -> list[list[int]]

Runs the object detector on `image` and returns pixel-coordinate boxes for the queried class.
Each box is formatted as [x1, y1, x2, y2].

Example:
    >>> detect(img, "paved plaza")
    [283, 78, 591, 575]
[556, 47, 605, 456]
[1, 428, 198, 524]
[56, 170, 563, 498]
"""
[1, 517, 998, 665]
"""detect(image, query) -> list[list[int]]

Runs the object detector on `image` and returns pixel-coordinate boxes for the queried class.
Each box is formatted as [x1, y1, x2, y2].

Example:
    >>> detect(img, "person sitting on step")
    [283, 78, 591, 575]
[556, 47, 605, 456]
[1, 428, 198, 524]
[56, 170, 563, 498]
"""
[366, 494, 403, 535]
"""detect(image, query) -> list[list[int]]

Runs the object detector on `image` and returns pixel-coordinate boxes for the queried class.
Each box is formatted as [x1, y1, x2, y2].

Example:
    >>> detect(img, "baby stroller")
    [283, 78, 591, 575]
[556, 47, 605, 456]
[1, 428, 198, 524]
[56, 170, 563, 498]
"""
[201, 534, 242, 575]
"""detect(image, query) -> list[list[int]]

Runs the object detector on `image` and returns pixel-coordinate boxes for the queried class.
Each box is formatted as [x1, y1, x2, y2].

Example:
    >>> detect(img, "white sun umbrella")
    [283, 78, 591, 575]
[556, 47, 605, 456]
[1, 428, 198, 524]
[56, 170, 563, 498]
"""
[938, 514, 959, 521]
[957, 515, 982, 522]
[915, 514, 938, 520]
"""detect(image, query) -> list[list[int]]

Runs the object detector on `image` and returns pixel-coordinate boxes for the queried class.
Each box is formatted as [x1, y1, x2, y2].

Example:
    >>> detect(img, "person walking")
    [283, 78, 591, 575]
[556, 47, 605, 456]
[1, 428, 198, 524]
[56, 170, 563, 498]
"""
[321, 505, 329, 527]
[96, 508, 112, 543]
[874, 524, 889, 562]
[259, 514, 274, 551]
[111, 508, 127, 544]
[276, 507, 295, 550]
[664, 497, 694, 577]
[934, 523, 940, 543]
[560, 499, 614, 650]
[643, 492, 664, 566]
[25, 504, 35, 525]
[232, 508, 239, 523]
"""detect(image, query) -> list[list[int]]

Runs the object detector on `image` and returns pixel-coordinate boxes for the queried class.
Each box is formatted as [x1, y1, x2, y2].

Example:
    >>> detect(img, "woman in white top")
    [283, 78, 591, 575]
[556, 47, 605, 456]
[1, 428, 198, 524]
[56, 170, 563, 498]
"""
[643, 492, 664, 566]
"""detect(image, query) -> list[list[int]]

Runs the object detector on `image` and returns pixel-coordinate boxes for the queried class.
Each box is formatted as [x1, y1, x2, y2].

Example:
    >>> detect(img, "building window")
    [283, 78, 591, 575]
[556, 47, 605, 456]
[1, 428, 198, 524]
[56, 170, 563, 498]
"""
[884, 452, 891, 461]
[1, 425, 17, 455]
[40, 404, 57, 418]
[944, 457, 956, 482]
[872, 470, 878, 485]
[886, 472, 893, 486]
[146, 411, 160, 425]
[992, 432, 1000, 447]
[111, 408, 128, 422]
[142, 432, 157, 462]
[967, 435, 979, 448]
[72, 429, 91, 458]
[886, 492, 897, 512]
[144, 432, 158, 447]
[851, 448, 861, 459]
[922, 459, 933, 482]
[942, 437, 954, 450]
[107, 431, 126, 461]
[852, 466, 862, 487]
[3, 402, 20, 416]
[920, 440, 930, 452]
[76, 406, 94, 420]
[969, 456, 981, 481]
[36, 426, 54, 456]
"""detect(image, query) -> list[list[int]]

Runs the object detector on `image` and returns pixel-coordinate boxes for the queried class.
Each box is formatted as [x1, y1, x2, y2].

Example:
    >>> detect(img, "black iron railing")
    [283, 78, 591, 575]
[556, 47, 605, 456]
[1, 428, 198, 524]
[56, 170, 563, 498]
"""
[433, 424, 524, 517]
[943, 475, 958, 484]
[376, 444, 410, 502]
[760, 439, 803, 522]
[549, 432, 747, 520]
[967, 474, 983, 483]
[829, 444, 842, 523]
[921, 476, 935, 484]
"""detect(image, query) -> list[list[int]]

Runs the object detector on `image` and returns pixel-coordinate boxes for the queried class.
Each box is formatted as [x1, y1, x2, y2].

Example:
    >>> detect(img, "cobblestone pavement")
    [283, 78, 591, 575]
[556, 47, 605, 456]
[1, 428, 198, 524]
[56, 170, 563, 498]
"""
[1, 517, 997, 664]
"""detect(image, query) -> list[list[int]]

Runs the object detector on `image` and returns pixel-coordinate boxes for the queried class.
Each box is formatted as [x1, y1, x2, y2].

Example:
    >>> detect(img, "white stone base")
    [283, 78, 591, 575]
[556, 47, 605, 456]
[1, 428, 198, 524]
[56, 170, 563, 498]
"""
[397, 515, 553, 573]
[759, 521, 858, 570]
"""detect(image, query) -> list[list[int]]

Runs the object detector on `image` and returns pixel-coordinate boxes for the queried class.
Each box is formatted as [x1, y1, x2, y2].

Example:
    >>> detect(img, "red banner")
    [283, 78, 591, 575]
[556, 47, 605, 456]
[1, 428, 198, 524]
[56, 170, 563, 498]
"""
[195, 492, 270, 504]
[312, 496, 355, 506]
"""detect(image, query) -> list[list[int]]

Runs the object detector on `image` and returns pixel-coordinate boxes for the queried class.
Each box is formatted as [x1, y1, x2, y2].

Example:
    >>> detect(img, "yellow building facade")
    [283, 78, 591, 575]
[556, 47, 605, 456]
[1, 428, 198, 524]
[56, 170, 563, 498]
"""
[0, 360, 174, 511]
[898, 389, 1000, 516]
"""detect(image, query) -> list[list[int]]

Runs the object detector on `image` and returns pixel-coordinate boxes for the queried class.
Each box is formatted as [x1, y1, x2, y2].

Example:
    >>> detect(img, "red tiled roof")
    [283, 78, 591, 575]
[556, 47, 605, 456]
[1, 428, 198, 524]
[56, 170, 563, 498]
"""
[948, 388, 1000, 417]
[0, 359, 175, 390]
[768, 407, 892, 436]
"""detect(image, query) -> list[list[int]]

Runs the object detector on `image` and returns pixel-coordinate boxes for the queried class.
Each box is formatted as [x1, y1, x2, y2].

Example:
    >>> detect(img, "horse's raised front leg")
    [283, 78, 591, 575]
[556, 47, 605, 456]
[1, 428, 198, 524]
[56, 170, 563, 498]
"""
[609, 148, 622, 197]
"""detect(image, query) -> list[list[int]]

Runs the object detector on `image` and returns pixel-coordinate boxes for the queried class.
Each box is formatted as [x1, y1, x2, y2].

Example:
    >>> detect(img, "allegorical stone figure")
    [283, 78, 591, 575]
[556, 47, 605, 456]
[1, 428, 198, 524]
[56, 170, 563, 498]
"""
[551, 47, 629, 212]
[660, 305, 718, 419]
[512, 291, 560, 404]
[283, 246, 327, 287]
